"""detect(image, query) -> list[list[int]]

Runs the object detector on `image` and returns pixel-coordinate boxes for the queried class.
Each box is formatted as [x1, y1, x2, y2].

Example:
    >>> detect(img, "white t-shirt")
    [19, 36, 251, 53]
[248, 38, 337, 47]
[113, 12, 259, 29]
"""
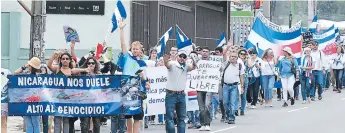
[310, 50, 324, 70]
[166, 61, 191, 91]
[331, 54, 345, 69]
[222, 61, 245, 84]
[261, 60, 275, 76]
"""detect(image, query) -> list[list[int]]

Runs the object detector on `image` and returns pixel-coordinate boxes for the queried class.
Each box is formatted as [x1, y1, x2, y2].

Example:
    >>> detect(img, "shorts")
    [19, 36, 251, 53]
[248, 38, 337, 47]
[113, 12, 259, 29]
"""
[125, 111, 144, 120]
[1, 103, 8, 116]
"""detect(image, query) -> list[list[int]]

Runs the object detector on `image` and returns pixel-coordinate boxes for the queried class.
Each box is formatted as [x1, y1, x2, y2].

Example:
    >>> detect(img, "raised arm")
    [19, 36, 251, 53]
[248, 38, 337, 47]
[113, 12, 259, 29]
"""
[163, 54, 172, 69]
[119, 19, 127, 54]
[71, 68, 89, 74]
[48, 51, 60, 73]
[70, 40, 76, 58]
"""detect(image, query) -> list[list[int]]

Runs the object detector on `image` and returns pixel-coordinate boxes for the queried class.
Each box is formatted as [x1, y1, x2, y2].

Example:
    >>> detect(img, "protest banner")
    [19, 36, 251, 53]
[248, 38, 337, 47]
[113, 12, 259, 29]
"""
[146, 67, 167, 115]
[209, 55, 223, 62]
[302, 31, 313, 48]
[63, 26, 80, 43]
[7, 75, 142, 117]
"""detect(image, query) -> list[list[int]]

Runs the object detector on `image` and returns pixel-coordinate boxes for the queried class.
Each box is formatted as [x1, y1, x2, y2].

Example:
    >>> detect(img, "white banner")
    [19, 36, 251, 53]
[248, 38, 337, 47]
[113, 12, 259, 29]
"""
[209, 55, 223, 62]
[146, 67, 167, 115]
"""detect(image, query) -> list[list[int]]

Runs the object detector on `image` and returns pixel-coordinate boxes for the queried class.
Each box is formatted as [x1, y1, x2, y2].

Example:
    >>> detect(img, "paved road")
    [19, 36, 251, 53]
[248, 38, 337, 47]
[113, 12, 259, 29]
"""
[8, 89, 345, 133]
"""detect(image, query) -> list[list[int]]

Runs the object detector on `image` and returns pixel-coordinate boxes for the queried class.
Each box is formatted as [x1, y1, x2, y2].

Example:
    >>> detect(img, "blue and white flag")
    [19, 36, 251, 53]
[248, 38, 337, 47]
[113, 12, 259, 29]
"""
[111, 0, 127, 33]
[175, 25, 193, 54]
[156, 27, 173, 58]
[335, 28, 340, 42]
[312, 25, 337, 55]
[216, 32, 226, 48]
[309, 16, 318, 33]
[7, 75, 142, 117]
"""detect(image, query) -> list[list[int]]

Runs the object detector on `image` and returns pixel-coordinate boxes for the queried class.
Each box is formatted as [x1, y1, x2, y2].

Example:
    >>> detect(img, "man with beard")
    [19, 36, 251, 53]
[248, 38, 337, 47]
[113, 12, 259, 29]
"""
[163, 51, 195, 133]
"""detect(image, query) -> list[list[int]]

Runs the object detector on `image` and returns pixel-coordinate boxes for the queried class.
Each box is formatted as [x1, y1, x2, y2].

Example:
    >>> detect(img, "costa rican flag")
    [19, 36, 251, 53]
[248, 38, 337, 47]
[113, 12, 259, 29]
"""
[188, 91, 197, 101]
[245, 12, 302, 64]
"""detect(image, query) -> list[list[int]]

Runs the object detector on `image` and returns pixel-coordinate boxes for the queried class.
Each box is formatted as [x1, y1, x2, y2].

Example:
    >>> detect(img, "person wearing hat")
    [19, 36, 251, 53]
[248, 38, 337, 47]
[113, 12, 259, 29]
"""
[277, 47, 300, 107]
[14, 57, 41, 133]
[300, 48, 315, 103]
[163, 50, 195, 133]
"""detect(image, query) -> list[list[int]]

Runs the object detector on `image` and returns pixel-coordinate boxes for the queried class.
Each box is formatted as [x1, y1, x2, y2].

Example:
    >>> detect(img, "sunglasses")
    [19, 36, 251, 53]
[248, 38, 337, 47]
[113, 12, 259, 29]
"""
[240, 52, 246, 55]
[61, 58, 70, 60]
[179, 54, 187, 59]
[87, 62, 95, 65]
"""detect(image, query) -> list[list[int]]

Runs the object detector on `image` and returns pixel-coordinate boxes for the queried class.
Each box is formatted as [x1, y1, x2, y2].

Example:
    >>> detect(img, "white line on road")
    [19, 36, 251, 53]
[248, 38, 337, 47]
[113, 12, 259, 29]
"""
[341, 98, 345, 100]
[288, 107, 308, 113]
[209, 126, 237, 133]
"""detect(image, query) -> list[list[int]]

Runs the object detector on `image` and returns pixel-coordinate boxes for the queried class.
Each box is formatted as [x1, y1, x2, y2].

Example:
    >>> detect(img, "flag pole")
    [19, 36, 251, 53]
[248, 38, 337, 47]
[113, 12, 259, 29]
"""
[104, 22, 113, 44]
[176, 24, 188, 38]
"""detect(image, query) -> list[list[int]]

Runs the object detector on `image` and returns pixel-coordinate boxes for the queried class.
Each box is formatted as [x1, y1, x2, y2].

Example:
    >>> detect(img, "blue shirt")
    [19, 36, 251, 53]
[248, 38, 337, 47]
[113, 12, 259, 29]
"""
[277, 57, 299, 78]
[117, 52, 147, 76]
[117, 52, 147, 92]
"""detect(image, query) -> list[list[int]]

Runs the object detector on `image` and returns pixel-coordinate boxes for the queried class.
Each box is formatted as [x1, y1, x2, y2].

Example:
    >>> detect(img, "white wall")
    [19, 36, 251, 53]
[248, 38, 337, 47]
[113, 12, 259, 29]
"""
[1, 1, 131, 50]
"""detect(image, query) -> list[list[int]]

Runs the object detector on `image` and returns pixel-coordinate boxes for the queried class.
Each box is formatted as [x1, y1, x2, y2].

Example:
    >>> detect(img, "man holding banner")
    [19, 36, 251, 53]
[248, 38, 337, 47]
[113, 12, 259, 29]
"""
[163, 51, 195, 133]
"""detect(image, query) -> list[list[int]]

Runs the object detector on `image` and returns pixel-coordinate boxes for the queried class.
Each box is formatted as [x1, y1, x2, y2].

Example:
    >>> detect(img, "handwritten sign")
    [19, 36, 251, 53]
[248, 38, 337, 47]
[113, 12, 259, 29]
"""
[146, 67, 167, 115]
[209, 55, 223, 62]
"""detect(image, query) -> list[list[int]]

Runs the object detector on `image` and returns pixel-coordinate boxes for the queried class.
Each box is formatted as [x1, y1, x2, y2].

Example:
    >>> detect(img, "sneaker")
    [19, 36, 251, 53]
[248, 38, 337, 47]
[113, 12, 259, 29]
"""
[228, 120, 235, 124]
[205, 126, 211, 131]
[282, 102, 288, 107]
[318, 96, 322, 100]
[240, 111, 245, 116]
[250, 105, 256, 109]
[302, 100, 307, 104]
[311, 97, 315, 101]
[224, 120, 229, 123]
[235, 110, 239, 116]
[188, 124, 194, 129]
[269, 105, 273, 107]
[195, 123, 202, 128]
[277, 98, 282, 101]
[221, 119, 225, 123]
[291, 98, 295, 105]
[199, 126, 206, 131]
[307, 97, 312, 103]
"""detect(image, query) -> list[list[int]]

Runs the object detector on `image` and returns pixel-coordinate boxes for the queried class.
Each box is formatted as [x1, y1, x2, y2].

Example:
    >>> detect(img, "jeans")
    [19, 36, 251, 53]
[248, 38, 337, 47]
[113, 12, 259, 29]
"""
[310, 70, 324, 98]
[111, 115, 126, 133]
[196, 91, 212, 126]
[219, 100, 226, 119]
[261, 75, 275, 100]
[247, 77, 260, 106]
[79, 117, 100, 133]
[54, 117, 69, 133]
[323, 70, 329, 88]
[281, 75, 295, 102]
[42, 116, 49, 133]
[222, 85, 239, 121]
[24, 116, 40, 133]
[333, 69, 344, 90]
[187, 111, 200, 125]
[210, 93, 219, 119]
[235, 77, 248, 112]
[300, 75, 311, 101]
[165, 92, 186, 133]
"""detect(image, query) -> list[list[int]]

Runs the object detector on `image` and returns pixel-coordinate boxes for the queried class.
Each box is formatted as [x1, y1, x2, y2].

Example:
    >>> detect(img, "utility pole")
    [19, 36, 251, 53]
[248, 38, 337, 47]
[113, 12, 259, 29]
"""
[18, 0, 46, 61]
[226, 1, 231, 44]
[30, 1, 46, 61]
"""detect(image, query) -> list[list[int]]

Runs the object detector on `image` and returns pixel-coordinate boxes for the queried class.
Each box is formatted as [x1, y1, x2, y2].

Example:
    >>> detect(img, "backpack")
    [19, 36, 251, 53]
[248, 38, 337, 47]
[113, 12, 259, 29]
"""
[221, 61, 242, 87]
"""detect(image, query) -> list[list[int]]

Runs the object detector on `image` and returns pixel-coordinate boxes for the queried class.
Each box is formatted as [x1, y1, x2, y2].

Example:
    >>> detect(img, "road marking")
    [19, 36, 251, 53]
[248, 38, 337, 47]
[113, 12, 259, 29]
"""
[209, 126, 237, 133]
[288, 107, 308, 113]
[341, 98, 345, 100]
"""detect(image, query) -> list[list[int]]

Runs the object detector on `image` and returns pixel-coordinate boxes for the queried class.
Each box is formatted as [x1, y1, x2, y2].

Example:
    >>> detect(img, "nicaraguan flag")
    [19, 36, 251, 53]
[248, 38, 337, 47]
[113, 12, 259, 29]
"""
[175, 25, 193, 55]
[156, 27, 173, 58]
[309, 16, 318, 33]
[176, 25, 189, 45]
[245, 12, 302, 64]
[216, 32, 226, 48]
[111, 0, 127, 33]
[312, 25, 337, 55]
